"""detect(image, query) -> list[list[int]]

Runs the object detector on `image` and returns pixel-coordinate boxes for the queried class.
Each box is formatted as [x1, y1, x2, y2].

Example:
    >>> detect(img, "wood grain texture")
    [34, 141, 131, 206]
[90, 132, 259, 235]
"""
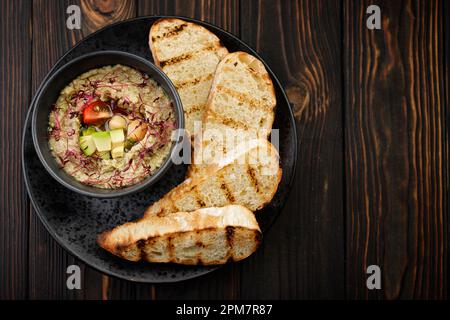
[137, 0, 241, 300]
[81, 0, 136, 34]
[138, 0, 239, 35]
[29, 0, 134, 299]
[444, 0, 450, 300]
[239, 0, 345, 299]
[29, 0, 97, 299]
[344, 0, 447, 299]
[0, 0, 31, 300]
[0, 0, 447, 300]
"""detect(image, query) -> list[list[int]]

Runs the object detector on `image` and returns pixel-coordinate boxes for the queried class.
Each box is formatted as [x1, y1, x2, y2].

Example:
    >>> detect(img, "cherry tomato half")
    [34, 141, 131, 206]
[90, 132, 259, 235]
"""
[82, 101, 113, 125]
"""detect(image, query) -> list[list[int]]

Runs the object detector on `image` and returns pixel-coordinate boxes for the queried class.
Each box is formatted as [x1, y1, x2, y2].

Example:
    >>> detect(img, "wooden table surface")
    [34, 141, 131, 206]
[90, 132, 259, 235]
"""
[1, 0, 448, 300]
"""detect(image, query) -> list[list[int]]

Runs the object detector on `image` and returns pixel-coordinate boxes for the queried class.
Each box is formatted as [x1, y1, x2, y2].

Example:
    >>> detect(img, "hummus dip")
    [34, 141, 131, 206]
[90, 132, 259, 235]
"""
[48, 64, 175, 189]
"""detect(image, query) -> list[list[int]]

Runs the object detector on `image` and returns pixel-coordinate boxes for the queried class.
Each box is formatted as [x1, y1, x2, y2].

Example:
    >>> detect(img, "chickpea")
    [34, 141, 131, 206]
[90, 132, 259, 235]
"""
[108, 115, 127, 130]
[127, 119, 148, 142]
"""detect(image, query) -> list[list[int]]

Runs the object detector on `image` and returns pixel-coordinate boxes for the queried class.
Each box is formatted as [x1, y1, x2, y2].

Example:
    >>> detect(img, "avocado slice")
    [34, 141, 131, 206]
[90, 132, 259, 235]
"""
[110, 129, 125, 146]
[82, 126, 96, 136]
[96, 151, 111, 160]
[79, 135, 96, 156]
[111, 144, 124, 159]
[124, 139, 136, 151]
[92, 131, 112, 152]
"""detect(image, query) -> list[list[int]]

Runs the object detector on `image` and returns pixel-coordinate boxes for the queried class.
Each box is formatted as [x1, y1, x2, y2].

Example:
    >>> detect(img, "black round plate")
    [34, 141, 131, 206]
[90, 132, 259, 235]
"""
[22, 16, 298, 283]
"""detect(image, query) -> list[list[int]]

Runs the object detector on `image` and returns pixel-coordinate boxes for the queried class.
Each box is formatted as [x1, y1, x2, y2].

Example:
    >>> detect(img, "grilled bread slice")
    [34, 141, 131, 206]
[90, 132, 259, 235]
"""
[144, 138, 282, 218]
[149, 18, 228, 135]
[97, 205, 261, 265]
[188, 52, 277, 178]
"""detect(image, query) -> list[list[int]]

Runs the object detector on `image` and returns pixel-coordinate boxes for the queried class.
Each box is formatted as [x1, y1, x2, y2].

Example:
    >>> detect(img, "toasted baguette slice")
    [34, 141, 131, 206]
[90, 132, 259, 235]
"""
[97, 205, 261, 265]
[188, 52, 277, 178]
[144, 139, 281, 218]
[149, 18, 228, 135]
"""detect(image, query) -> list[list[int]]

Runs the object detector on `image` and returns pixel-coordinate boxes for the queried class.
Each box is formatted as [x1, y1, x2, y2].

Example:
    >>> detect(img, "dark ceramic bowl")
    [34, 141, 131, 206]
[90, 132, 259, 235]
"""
[31, 50, 184, 198]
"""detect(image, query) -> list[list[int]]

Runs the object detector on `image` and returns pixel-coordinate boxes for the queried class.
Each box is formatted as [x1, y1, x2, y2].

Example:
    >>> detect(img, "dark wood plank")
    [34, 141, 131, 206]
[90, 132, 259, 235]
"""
[4, 0, 447, 300]
[29, 0, 135, 299]
[138, 0, 239, 35]
[344, 0, 447, 299]
[29, 0, 98, 299]
[239, 0, 345, 299]
[137, 0, 241, 300]
[445, 0, 450, 300]
[0, 0, 32, 300]
[81, 0, 136, 34]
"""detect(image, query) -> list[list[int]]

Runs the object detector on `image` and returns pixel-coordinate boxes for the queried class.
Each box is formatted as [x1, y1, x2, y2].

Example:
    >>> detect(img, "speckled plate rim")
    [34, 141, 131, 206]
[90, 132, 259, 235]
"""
[21, 15, 298, 283]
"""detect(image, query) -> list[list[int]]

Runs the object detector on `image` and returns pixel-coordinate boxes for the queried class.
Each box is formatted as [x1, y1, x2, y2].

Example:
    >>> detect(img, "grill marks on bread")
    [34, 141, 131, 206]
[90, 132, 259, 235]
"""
[174, 73, 214, 90]
[98, 22, 283, 266]
[144, 139, 282, 218]
[206, 52, 276, 130]
[149, 18, 228, 134]
[246, 165, 261, 194]
[220, 179, 236, 203]
[97, 206, 262, 265]
[159, 46, 217, 68]
[151, 23, 188, 42]
[215, 85, 274, 112]
[206, 109, 250, 131]
[189, 52, 277, 177]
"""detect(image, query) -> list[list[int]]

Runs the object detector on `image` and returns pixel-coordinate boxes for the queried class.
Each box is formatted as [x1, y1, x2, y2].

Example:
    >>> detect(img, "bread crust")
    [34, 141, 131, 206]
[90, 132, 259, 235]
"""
[143, 138, 282, 218]
[97, 205, 262, 265]
[149, 18, 229, 136]
[188, 51, 277, 178]
[97, 23, 281, 266]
